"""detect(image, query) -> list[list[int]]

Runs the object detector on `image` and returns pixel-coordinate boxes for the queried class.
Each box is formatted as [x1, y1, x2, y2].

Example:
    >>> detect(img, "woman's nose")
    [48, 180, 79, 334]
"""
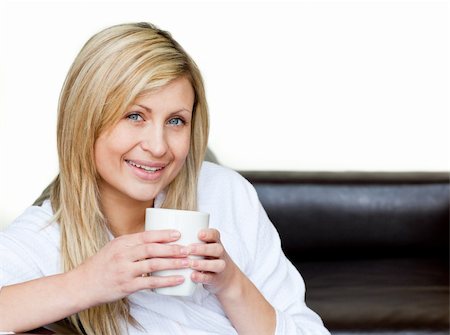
[140, 126, 168, 157]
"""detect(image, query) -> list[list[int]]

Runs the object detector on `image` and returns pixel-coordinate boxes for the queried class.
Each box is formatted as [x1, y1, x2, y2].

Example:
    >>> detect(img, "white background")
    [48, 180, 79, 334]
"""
[0, 0, 449, 228]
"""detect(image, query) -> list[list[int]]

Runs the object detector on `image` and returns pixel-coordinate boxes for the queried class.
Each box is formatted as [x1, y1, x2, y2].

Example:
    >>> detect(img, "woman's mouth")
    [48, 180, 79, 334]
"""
[125, 159, 165, 173]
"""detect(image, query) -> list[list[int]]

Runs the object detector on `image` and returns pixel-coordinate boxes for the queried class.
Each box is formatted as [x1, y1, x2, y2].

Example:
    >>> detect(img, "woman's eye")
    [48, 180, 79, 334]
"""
[127, 113, 143, 122]
[168, 117, 185, 126]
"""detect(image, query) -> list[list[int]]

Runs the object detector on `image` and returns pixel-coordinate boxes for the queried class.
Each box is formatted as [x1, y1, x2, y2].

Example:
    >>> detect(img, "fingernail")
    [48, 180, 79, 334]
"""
[199, 231, 206, 238]
[176, 276, 185, 283]
[180, 247, 189, 255]
[181, 259, 189, 266]
[171, 231, 181, 238]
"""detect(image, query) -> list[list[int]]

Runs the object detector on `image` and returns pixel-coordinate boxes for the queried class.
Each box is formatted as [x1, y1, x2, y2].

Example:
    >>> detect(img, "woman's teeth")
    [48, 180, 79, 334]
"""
[127, 160, 163, 172]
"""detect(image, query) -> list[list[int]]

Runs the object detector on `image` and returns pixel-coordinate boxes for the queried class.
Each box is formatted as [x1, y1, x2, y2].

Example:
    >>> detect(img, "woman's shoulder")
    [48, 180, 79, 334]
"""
[200, 161, 238, 177]
[199, 161, 252, 189]
[0, 200, 61, 283]
[2, 199, 58, 240]
[198, 161, 259, 211]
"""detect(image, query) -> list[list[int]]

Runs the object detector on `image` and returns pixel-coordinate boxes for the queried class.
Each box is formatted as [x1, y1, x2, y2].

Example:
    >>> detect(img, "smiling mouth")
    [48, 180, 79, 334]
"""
[126, 160, 164, 173]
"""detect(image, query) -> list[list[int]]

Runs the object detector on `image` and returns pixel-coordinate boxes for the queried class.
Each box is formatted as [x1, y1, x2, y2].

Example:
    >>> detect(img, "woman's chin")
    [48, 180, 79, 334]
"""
[125, 191, 159, 205]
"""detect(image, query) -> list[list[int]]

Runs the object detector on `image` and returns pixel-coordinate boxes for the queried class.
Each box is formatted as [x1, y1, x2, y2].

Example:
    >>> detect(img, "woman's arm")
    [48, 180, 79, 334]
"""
[0, 230, 189, 333]
[216, 275, 276, 335]
[0, 271, 90, 332]
[189, 229, 276, 335]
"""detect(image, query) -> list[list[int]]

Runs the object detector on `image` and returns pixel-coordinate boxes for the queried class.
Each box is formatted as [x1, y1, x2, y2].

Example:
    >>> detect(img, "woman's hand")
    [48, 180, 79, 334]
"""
[188, 229, 243, 298]
[72, 230, 189, 308]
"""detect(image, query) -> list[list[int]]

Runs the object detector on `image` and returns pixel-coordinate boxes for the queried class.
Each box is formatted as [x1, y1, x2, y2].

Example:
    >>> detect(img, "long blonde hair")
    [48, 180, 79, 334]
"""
[48, 22, 209, 334]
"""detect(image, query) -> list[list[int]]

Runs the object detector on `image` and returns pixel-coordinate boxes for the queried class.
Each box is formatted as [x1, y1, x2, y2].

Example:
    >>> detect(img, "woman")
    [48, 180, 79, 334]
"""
[0, 23, 329, 334]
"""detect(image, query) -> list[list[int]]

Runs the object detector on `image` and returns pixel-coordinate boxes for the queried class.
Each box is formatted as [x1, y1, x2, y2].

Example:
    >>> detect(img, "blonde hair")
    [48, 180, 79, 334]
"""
[48, 22, 209, 334]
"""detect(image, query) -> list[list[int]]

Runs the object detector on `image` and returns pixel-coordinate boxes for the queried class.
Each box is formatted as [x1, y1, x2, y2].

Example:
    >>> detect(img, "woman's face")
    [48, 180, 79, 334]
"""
[94, 76, 194, 206]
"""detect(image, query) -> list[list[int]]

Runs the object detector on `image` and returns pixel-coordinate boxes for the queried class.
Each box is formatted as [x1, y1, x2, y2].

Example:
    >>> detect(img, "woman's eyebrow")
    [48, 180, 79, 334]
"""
[136, 104, 151, 112]
[136, 104, 192, 114]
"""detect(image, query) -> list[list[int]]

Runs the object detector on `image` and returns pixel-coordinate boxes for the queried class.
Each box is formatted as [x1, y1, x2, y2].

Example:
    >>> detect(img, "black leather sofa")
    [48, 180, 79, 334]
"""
[239, 170, 449, 334]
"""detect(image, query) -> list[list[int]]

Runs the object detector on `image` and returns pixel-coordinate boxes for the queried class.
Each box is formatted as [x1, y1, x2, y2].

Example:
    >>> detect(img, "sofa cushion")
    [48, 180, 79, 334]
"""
[298, 258, 448, 330]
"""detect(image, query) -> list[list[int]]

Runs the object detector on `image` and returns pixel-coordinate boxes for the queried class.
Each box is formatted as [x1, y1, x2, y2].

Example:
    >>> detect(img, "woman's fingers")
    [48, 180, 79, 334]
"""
[190, 258, 226, 274]
[115, 230, 181, 247]
[198, 228, 220, 243]
[191, 270, 214, 284]
[129, 243, 189, 261]
[112, 230, 188, 262]
[132, 257, 190, 277]
[132, 275, 186, 292]
[188, 242, 224, 258]
[100, 229, 231, 295]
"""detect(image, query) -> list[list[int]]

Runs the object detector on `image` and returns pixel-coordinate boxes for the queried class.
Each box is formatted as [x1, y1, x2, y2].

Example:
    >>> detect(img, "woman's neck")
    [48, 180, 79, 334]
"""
[100, 192, 154, 237]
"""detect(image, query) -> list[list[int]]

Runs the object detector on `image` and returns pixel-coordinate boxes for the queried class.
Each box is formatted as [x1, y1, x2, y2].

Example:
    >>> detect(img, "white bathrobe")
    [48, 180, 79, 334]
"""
[0, 162, 329, 334]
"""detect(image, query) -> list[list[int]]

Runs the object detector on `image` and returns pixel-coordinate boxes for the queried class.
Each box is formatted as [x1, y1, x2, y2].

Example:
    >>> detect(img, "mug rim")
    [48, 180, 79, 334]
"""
[146, 208, 209, 216]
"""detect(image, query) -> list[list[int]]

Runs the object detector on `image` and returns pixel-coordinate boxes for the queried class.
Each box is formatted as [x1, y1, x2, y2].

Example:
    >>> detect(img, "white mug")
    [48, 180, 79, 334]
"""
[145, 208, 210, 296]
